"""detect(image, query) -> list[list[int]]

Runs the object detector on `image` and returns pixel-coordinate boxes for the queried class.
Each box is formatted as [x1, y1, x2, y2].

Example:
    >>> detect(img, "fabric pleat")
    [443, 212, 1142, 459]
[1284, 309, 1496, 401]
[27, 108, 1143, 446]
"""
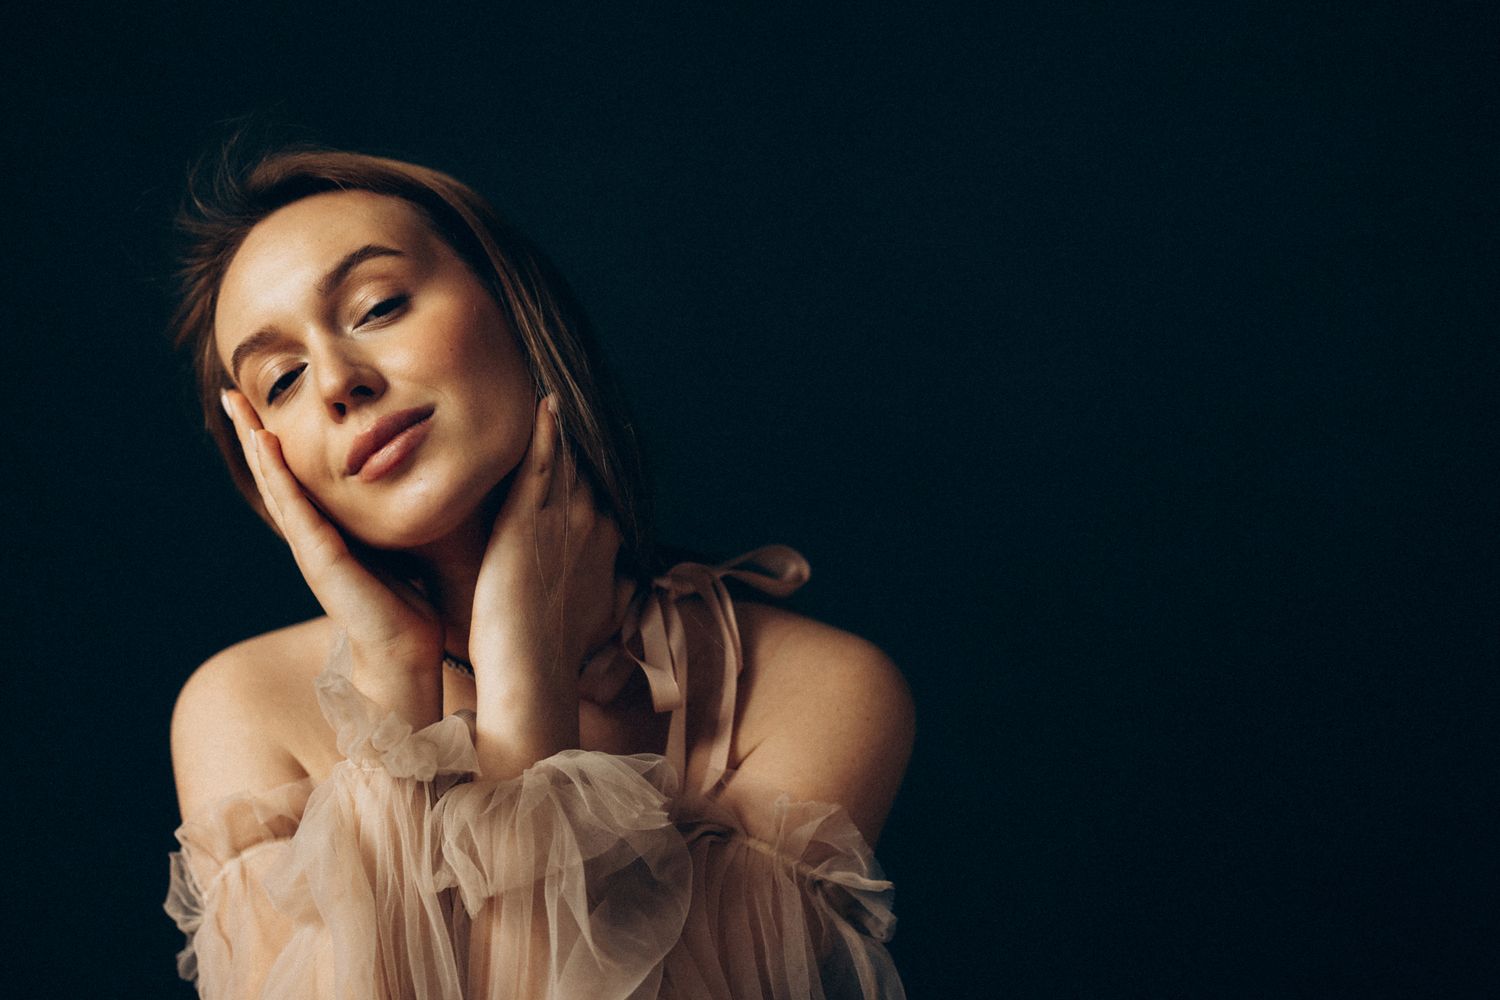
[164, 548, 904, 998]
[434, 751, 692, 999]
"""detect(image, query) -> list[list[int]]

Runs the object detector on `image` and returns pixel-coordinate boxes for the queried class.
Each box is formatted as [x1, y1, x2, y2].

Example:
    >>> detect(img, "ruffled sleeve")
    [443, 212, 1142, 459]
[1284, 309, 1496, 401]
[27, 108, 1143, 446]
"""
[164, 546, 907, 998]
[164, 636, 485, 999]
[666, 788, 905, 1000]
[433, 752, 692, 997]
[165, 639, 692, 999]
[165, 776, 314, 996]
[245, 644, 479, 998]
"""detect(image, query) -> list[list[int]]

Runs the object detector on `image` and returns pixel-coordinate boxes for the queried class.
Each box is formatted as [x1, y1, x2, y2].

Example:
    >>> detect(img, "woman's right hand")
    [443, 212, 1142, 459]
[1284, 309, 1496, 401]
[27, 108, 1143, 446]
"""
[222, 389, 445, 726]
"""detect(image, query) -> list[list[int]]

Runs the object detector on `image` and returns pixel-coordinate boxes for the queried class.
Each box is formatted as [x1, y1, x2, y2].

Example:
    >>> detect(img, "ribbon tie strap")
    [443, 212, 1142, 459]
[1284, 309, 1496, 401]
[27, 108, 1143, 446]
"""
[618, 545, 810, 798]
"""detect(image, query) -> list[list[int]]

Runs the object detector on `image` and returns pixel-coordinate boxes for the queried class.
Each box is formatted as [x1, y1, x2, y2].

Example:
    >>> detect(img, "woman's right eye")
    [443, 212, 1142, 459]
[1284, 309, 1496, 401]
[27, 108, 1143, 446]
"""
[266, 366, 304, 404]
[361, 294, 409, 324]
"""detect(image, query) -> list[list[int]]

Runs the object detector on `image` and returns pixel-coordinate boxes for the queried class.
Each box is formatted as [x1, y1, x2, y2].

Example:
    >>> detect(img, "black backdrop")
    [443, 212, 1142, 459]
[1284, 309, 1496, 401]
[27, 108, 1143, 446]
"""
[4, 4, 1495, 997]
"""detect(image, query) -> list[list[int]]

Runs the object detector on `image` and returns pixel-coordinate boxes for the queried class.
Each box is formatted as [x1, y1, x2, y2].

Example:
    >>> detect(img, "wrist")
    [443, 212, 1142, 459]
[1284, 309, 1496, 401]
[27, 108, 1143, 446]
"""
[348, 633, 443, 677]
[470, 639, 584, 689]
[474, 671, 578, 723]
[473, 691, 581, 779]
[348, 644, 444, 728]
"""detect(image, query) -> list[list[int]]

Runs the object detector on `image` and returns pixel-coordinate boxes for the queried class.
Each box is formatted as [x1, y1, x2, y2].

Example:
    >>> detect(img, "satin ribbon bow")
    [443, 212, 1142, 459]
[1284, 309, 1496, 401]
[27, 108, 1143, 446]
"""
[612, 544, 810, 798]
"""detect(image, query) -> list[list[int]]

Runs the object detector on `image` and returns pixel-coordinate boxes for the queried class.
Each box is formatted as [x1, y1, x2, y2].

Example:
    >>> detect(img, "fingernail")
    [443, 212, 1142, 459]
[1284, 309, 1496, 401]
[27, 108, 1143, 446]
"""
[546, 394, 559, 416]
[220, 390, 232, 419]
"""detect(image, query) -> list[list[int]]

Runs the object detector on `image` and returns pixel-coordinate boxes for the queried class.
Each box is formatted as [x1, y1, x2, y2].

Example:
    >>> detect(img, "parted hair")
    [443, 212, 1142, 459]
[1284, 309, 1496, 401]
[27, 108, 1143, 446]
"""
[171, 144, 655, 580]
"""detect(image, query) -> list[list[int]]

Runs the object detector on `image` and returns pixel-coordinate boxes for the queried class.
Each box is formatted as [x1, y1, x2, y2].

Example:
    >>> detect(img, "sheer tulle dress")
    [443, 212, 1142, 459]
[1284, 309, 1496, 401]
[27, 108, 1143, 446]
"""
[164, 547, 905, 998]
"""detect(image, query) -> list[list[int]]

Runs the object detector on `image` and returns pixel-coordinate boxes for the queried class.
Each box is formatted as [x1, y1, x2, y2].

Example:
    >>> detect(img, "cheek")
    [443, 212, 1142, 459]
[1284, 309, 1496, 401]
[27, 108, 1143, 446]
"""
[442, 322, 533, 415]
[273, 430, 337, 508]
[451, 316, 519, 377]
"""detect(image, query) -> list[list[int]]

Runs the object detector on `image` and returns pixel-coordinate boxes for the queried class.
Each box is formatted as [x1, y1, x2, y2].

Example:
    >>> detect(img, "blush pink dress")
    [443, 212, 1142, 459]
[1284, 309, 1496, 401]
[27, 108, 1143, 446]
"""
[163, 547, 906, 998]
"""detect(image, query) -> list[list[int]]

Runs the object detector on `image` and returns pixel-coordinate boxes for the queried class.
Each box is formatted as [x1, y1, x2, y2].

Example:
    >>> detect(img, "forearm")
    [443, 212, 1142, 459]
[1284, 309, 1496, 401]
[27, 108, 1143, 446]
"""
[349, 648, 444, 730]
[473, 667, 579, 780]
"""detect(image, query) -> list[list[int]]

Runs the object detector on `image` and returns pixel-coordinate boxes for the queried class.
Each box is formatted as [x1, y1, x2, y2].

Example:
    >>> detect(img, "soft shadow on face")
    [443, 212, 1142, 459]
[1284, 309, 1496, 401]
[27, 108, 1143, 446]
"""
[213, 190, 538, 551]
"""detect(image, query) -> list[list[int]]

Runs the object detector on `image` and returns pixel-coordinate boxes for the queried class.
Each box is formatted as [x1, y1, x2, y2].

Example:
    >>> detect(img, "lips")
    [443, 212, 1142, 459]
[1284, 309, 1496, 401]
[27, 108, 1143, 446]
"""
[345, 406, 435, 478]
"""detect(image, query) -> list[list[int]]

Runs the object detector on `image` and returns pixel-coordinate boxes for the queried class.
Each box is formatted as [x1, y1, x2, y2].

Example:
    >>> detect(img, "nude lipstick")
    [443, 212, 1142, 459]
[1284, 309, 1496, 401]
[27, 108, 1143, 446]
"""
[345, 406, 434, 482]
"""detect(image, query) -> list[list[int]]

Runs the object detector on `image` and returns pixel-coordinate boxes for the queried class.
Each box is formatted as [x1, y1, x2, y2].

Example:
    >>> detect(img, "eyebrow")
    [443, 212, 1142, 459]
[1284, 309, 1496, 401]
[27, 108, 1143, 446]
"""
[317, 243, 404, 297]
[228, 244, 405, 384]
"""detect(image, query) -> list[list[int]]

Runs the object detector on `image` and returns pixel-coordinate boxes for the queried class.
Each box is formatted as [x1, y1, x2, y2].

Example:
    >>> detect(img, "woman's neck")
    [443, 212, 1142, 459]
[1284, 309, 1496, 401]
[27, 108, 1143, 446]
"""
[395, 497, 641, 672]
[407, 512, 492, 664]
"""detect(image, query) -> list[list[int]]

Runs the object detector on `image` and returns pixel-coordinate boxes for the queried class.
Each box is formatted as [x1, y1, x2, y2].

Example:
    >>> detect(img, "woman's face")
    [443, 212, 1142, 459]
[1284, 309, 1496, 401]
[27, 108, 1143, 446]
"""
[214, 190, 536, 550]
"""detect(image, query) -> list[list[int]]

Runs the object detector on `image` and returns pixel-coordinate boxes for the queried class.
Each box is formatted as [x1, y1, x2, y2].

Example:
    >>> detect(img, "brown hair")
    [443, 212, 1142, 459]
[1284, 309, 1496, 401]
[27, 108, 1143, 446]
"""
[171, 145, 655, 579]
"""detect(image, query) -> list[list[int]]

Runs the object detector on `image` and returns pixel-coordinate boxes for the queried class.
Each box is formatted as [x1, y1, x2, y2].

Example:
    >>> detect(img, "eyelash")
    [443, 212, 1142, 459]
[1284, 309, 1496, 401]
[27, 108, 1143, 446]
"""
[363, 294, 408, 323]
[262, 295, 410, 405]
[266, 366, 305, 405]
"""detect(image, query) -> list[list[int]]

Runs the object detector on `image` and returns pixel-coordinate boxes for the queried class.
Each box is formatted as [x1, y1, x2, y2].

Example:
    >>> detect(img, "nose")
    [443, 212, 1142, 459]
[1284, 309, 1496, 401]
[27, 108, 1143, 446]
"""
[312, 343, 386, 420]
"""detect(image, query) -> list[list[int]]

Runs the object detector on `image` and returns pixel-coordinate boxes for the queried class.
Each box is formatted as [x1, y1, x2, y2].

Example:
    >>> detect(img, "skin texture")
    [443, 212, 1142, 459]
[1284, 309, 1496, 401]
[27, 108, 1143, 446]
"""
[214, 191, 536, 553]
[173, 190, 915, 850]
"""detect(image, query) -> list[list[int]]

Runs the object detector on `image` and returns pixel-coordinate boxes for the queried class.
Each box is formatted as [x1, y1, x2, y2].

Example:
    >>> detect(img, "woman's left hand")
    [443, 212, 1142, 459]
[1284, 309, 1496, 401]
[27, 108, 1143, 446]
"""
[467, 395, 625, 776]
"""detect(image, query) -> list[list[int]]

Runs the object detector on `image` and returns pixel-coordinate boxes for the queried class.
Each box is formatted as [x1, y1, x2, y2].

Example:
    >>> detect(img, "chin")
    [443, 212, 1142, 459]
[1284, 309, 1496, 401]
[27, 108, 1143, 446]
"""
[348, 520, 453, 552]
[336, 474, 510, 553]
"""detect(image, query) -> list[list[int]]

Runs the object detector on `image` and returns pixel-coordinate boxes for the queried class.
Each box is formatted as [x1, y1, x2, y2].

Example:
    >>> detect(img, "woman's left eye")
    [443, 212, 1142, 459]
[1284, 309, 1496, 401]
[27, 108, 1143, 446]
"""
[266, 365, 305, 404]
[361, 295, 409, 324]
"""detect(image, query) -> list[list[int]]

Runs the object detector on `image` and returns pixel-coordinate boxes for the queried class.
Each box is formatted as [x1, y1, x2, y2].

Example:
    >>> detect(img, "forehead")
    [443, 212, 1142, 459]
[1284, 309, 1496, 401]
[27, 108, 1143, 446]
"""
[214, 190, 437, 357]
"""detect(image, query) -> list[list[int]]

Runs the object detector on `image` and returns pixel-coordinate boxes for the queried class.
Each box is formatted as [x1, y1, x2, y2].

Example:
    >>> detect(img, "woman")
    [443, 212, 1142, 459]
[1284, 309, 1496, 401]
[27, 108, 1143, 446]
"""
[163, 146, 915, 999]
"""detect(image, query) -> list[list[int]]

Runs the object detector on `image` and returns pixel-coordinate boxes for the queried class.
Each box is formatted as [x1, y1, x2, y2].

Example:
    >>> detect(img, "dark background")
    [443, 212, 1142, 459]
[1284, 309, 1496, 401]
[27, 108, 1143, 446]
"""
[4, 3, 1495, 997]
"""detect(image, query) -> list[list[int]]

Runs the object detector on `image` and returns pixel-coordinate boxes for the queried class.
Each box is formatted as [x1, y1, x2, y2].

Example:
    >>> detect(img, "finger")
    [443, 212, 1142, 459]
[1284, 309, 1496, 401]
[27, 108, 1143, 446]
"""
[248, 432, 287, 531]
[221, 387, 265, 446]
[524, 393, 562, 509]
[551, 425, 582, 513]
[251, 430, 348, 571]
[223, 391, 269, 496]
[251, 431, 392, 609]
[222, 390, 285, 533]
[250, 430, 431, 645]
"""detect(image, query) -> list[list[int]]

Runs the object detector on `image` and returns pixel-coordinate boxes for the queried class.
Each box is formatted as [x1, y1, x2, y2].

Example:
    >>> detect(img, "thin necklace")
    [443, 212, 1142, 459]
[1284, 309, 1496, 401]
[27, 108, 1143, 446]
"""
[442, 652, 475, 678]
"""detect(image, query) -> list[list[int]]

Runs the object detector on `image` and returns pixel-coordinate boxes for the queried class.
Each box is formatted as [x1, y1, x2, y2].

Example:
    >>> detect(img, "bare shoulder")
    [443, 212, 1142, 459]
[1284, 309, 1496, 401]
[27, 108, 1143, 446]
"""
[725, 600, 916, 847]
[169, 617, 336, 827]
